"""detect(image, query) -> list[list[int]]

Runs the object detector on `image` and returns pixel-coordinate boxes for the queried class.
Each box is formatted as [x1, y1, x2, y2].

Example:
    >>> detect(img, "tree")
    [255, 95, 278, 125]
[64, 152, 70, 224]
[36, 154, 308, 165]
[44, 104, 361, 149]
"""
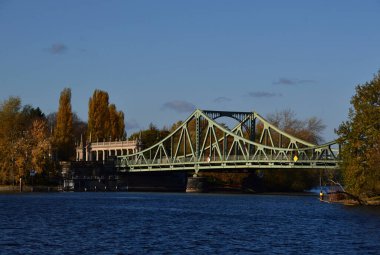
[12, 119, 51, 184]
[30, 119, 51, 175]
[0, 97, 53, 184]
[54, 88, 74, 161]
[266, 109, 326, 144]
[88, 90, 110, 141]
[21, 105, 45, 124]
[109, 104, 126, 140]
[130, 123, 167, 150]
[117, 111, 126, 139]
[87, 90, 126, 141]
[336, 71, 380, 197]
[0, 97, 23, 183]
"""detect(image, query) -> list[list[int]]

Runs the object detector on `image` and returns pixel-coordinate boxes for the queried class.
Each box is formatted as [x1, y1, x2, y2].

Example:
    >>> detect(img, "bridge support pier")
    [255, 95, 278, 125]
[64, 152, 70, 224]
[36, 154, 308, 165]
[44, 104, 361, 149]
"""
[186, 176, 207, 193]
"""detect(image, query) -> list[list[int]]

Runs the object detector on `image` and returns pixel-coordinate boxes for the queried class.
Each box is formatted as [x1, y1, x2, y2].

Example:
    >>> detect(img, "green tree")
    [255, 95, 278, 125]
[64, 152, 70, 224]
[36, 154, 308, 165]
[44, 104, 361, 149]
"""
[130, 123, 165, 149]
[54, 88, 74, 161]
[21, 105, 45, 124]
[336, 71, 380, 197]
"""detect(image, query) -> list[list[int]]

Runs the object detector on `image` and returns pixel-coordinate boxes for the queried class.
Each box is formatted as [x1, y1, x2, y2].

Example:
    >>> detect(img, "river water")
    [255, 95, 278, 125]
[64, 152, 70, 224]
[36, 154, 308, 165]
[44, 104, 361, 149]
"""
[0, 192, 379, 254]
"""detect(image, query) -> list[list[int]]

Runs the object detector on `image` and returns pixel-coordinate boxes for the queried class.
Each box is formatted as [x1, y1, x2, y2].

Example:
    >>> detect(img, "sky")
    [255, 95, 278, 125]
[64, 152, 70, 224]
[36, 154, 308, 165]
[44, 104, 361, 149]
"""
[1, 0, 379, 142]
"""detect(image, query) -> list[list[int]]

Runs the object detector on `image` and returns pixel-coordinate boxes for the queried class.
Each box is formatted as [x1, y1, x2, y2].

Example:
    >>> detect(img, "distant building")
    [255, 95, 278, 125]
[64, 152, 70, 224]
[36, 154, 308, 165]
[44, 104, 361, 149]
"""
[76, 136, 142, 161]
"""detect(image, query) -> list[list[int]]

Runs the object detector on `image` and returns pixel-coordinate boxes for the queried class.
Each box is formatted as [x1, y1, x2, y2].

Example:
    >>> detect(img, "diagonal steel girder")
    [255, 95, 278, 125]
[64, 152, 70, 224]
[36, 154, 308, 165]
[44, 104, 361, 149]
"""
[116, 109, 341, 173]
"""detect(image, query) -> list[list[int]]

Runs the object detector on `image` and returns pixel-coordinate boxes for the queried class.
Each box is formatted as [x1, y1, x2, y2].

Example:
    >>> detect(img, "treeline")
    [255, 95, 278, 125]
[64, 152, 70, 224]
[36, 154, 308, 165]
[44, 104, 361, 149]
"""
[336, 70, 380, 198]
[0, 88, 126, 185]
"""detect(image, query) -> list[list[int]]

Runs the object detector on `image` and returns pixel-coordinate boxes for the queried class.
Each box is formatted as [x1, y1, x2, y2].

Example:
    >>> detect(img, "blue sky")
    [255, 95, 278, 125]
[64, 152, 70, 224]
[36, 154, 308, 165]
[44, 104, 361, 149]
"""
[1, 0, 379, 141]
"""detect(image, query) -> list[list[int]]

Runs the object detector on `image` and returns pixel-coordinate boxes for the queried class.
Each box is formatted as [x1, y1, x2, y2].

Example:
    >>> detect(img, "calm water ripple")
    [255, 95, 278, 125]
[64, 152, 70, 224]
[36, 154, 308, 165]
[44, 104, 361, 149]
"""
[0, 192, 379, 254]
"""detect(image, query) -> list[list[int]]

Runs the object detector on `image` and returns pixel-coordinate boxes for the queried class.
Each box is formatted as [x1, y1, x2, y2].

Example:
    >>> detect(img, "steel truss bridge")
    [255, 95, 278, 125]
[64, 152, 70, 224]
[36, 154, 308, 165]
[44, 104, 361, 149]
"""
[117, 109, 340, 175]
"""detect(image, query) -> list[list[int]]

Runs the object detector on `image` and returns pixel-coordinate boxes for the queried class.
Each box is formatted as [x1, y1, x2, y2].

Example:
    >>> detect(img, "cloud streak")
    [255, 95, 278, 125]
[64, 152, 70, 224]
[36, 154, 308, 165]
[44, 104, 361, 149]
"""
[214, 97, 232, 103]
[273, 78, 316, 86]
[248, 91, 282, 98]
[162, 100, 196, 113]
[48, 43, 67, 54]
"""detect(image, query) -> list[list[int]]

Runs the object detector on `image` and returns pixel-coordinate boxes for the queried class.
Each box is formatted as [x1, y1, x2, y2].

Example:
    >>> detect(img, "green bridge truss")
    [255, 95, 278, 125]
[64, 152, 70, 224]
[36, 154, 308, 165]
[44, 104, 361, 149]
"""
[116, 109, 340, 175]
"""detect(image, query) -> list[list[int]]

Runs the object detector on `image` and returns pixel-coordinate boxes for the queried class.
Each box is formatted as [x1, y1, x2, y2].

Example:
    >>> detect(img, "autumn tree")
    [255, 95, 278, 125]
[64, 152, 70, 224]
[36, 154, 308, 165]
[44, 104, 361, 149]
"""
[266, 109, 326, 144]
[11, 119, 52, 184]
[0, 97, 23, 183]
[336, 71, 380, 197]
[30, 119, 51, 172]
[53, 88, 74, 161]
[0, 97, 53, 184]
[88, 90, 109, 141]
[109, 104, 126, 140]
[88, 90, 126, 141]
[48, 112, 87, 147]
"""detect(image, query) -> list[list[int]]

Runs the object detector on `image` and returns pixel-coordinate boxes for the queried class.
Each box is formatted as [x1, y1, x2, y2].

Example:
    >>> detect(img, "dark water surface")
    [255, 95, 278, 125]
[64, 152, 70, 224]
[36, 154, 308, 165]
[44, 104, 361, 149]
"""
[1, 192, 379, 254]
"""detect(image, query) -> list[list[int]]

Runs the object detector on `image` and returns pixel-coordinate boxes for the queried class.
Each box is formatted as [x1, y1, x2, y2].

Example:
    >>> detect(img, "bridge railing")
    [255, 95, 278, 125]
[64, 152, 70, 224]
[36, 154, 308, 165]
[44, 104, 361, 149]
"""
[118, 153, 340, 167]
[90, 140, 138, 148]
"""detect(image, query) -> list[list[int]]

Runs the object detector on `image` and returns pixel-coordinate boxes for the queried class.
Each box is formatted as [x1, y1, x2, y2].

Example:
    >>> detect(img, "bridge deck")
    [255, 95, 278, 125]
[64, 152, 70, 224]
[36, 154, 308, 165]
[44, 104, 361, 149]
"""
[117, 159, 339, 172]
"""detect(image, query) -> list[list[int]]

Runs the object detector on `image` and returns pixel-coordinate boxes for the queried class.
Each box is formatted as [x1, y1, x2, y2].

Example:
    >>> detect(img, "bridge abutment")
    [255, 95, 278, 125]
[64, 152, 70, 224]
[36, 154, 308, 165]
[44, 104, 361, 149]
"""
[186, 176, 208, 193]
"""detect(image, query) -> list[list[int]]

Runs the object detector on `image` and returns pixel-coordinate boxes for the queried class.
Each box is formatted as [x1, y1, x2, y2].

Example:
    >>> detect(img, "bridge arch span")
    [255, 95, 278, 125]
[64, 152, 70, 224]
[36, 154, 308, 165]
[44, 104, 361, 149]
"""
[117, 109, 340, 174]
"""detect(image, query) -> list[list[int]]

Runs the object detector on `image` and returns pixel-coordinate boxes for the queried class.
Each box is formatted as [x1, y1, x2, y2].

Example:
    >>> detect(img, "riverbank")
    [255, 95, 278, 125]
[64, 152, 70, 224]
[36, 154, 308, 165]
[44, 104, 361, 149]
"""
[0, 185, 60, 193]
[324, 191, 380, 206]
[326, 198, 380, 206]
[1, 185, 379, 206]
[365, 196, 380, 206]
[0, 184, 317, 196]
